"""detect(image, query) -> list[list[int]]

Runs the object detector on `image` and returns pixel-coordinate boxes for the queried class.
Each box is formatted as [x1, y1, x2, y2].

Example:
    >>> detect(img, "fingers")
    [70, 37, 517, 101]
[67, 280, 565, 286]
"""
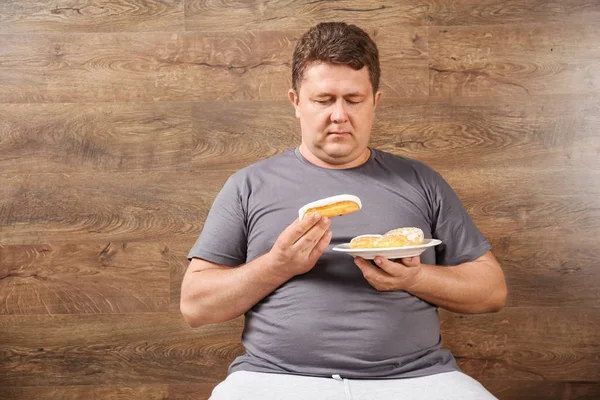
[279, 213, 324, 247]
[308, 229, 333, 263]
[354, 256, 393, 291]
[372, 256, 402, 275]
[292, 216, 331, 251]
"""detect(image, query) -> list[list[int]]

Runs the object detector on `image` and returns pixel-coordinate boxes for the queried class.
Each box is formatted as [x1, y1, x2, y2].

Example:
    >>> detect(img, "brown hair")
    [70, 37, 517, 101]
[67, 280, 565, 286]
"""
[292, 22, 380, 97]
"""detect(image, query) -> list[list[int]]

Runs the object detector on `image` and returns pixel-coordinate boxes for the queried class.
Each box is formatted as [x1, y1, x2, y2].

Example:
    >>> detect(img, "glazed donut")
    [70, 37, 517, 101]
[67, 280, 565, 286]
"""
[349, 234, 382, 249]
[299, 194, 362, 221]
[383, 227, 424, 246]
[349, 227, 424, 249]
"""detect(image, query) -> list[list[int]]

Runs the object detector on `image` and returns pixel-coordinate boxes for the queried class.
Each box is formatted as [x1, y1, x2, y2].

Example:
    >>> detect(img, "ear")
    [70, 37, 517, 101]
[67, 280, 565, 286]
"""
[288, 89, 301, 118]
[373, 91, 383, 111]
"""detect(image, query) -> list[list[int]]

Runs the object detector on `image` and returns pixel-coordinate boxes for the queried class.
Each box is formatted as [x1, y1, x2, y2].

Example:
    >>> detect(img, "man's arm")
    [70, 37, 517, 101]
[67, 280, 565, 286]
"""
[354, 251, 507, 314]
[180, 213, 332, 327]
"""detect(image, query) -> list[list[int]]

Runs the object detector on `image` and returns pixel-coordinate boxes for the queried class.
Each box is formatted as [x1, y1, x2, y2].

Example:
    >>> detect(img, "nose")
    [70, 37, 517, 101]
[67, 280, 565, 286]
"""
[331, 99, 348, 123]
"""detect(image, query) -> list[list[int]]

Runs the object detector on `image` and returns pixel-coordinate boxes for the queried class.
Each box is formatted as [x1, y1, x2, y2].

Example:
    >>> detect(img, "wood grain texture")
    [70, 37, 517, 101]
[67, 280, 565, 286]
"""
[168, 383, 216, 400]
[0, 32, 292, 103]
[191, 101, 299, 172]
[0, 28, 428, 104]
[440, 308, 600, 381]
[429, 23, 600, 97]
[373, 94, 600, 169]
[0, 0, 184, 33]
[480, 380, 600, 400]
[184, 0, 600, 31]
[0, 314, 245, 387]
[489, 238, 599, 308]
[0, 32, 291, 103]
[0, 102, 192, 174]
[0, 171, 225, 245]
[0, 385, 169, 400]
[0, 242, 170, 315]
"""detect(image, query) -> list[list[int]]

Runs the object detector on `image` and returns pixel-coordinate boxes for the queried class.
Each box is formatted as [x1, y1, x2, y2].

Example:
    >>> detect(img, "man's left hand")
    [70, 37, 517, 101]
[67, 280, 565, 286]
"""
[354, 255, 425, 292]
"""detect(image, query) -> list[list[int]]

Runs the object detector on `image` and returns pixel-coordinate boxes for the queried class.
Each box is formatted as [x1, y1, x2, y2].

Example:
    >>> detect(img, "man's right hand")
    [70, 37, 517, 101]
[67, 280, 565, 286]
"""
[267, 213, 332, 279]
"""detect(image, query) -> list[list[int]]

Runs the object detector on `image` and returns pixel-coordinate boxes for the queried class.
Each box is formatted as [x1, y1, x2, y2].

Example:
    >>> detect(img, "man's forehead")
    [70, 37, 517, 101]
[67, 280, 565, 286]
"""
[301, 64, 372, 94]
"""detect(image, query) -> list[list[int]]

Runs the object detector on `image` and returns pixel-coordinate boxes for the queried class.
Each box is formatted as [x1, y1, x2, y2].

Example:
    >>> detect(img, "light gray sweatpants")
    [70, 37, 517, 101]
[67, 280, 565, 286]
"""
[209, 370, 498, 400]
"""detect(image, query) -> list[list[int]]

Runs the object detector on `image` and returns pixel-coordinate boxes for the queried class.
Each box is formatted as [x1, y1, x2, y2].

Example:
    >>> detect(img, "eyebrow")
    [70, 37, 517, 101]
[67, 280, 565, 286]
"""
[312, 92, 365, 97]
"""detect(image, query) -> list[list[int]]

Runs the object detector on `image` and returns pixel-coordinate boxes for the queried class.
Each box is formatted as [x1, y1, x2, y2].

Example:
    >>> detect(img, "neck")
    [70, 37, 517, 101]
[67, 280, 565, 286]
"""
[298, 144, 371, 169]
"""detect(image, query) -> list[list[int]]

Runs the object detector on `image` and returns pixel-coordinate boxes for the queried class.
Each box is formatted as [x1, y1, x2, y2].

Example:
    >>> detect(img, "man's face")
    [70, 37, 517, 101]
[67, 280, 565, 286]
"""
[289, 63, 382, 168]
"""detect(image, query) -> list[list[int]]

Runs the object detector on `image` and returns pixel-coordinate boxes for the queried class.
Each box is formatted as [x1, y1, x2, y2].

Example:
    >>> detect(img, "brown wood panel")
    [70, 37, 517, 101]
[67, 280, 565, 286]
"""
[0, 102, 192, 174]
[480, 380, 600, 400]
[0, 0, 184, 33]
[184, 0, 600, 31]
[373, 94, 600, 170]
[0, 28, 428, 104]
[0, 32, 291, 103]
[0, 385, 169, 400]
[0, 314, 244, 387]
[437, 165, 600, 241]
[0, 171, 225, 246]
[0, 242, 170, 315]
[191, 101, 299, 172]
[432, 0, 600, 27]
[489, 239, 599, 308]
[440, 308, 600, 381]
[169, 383, 215, 400]
[430, 23, 600, 97]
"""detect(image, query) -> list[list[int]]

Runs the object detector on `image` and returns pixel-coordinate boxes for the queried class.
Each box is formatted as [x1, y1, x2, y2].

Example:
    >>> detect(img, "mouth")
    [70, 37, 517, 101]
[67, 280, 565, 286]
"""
[328, 131, 351, 136]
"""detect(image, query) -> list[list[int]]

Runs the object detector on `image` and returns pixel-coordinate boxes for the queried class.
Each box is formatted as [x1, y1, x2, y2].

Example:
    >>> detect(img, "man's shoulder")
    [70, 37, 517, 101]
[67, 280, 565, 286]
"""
[230, 148, 297, 180]
[373, 148, 439, 176]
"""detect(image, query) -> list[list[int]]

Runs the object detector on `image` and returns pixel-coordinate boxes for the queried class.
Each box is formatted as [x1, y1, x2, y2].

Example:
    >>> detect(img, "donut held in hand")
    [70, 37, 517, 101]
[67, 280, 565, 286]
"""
[299, 194, 362, 221]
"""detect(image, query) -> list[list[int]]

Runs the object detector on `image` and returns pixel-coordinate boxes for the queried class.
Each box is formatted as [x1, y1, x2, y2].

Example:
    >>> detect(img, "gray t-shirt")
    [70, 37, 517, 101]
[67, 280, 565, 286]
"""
[188, 147, 491, 379]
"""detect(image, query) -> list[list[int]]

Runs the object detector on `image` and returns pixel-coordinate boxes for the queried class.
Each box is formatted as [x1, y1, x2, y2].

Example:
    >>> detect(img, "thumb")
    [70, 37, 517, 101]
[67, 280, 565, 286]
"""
[400, 256, 420, 267]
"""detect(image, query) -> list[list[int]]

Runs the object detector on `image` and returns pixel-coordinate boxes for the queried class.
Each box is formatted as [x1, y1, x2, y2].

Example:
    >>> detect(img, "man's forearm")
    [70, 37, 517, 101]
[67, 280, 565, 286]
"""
[405, 259, 507, 314]
[180, 254, 291, 327]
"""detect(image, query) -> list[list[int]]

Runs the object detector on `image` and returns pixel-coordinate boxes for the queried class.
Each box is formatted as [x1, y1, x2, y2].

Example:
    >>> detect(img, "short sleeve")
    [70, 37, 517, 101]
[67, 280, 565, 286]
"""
[430, 172, 491, 266]
[187, 174, 248, 266]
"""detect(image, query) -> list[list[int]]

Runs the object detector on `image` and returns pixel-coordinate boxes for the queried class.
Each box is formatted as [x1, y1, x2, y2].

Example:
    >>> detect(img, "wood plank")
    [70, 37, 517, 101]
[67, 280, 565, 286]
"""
[191, 101, 299, 172]
[169, 383, 216, 400]
[0, 102, 192, 174]
[0, 314, 244, 387]
[480, 380, 600, 400]
[429, 23, 600, 97]
[0, 385, 169, 400]
[440, 307, 600, 381]
[488, 235, 600, 308]
[0, 242, 171, 315]
[373, 94, 600, 170]
[432, 0, 600, 26]
[0, 31, 290, 103]
[184, 0, 600, 31]
[0, 171, 226, 245]
[0, 28, 428, 103]
[0, 0, 184, 33]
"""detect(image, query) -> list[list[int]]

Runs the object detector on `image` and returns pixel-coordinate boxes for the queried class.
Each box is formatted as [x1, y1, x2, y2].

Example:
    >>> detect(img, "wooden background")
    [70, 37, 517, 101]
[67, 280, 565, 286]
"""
[1, 1, 599, 399]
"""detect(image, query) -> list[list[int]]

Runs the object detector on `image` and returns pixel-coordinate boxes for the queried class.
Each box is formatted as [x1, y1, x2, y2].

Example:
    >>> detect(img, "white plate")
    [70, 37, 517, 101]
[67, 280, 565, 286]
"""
[332, 239, 442, 260]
